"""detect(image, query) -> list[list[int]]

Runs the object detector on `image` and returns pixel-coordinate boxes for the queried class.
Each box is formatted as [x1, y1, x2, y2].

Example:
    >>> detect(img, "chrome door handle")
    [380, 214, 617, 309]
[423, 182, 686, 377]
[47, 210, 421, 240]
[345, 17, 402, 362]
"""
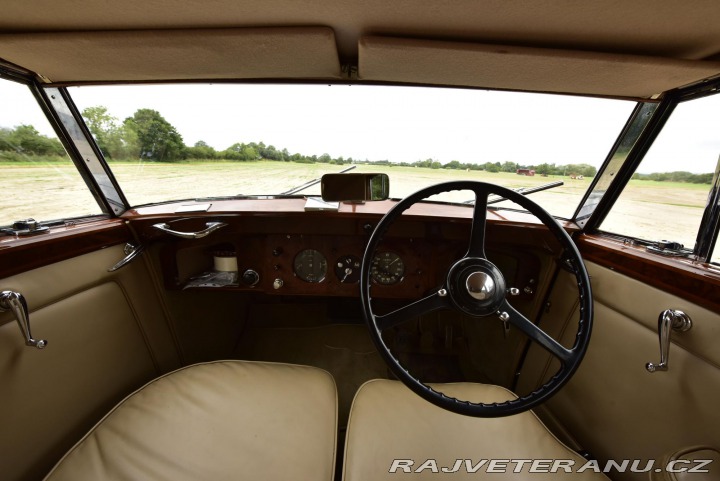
[152, 221, 227, 239]
[108, 243, 145, 272]
[0, 291, 47, 349]
[646, 309, 692, 373]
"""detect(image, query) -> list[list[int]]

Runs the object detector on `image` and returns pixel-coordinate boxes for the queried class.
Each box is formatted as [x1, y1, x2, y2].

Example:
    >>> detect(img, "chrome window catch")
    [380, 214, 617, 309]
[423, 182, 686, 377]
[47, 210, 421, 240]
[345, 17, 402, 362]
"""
[0, 291, 47, 349]
[645, 309, 692, 373]
[108, 243, 145, 272]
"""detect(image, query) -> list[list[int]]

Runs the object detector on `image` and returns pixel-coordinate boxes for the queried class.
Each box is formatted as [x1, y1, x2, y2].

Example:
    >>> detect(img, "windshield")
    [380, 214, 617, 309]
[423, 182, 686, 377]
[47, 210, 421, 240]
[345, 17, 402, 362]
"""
[68, 84, 635, 218]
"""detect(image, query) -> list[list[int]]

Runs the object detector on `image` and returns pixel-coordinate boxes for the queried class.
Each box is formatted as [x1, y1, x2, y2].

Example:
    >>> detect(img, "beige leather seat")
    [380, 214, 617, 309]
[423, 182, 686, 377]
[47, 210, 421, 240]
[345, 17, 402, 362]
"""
[343, 379, 610, 480]
[44, 360, 338, 481]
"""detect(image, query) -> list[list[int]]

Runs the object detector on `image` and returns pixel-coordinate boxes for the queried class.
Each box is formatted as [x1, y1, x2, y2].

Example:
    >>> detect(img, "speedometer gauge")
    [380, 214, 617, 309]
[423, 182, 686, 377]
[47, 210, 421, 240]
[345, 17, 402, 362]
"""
[371, 252, 405, 285]
[293, 249, 327, 283]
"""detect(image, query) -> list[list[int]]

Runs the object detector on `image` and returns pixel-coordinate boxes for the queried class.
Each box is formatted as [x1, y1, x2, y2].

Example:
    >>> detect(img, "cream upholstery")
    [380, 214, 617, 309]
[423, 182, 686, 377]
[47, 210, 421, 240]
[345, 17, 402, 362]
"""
[0, 245, 181, 481]
[522, 265, 720, 480]
[343, 379, 609, 480]
[44, 360, 338, 481]
[3, 0, 720, 97]
[0, 27, 342, 83]
[358, 36, 720, 99]
[650, 448, 720, 481]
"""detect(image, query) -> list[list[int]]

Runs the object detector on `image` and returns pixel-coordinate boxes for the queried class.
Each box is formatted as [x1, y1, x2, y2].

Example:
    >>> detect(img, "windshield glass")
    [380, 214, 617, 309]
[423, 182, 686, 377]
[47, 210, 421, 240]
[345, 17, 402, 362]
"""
[68, 84, 635, 218]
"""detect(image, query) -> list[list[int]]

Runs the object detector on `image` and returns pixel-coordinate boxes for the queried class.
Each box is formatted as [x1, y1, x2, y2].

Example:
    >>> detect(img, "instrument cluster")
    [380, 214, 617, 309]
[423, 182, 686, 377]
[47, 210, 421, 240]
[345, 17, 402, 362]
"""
[292, 249, 405, 285]
[159, 216, 535, 300]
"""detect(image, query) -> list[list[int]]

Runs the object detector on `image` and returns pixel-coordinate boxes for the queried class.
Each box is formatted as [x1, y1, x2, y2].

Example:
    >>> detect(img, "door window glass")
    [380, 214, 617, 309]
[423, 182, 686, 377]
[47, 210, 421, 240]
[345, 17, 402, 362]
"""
[600, 93, 720, 263]
[0, 78, 102, 228]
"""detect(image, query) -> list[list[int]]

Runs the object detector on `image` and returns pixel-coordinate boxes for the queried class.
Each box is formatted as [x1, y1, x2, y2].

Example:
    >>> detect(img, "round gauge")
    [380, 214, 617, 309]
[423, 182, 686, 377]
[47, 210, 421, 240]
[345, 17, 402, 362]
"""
[293, 249, 327, 283]
[371, 252, 405, 285]
[335, 255, 361, 283]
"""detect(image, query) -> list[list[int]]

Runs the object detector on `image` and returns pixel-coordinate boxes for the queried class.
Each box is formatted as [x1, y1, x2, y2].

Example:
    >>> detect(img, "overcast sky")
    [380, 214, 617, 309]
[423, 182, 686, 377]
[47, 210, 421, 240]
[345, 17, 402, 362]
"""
[2, 81, 719, 174]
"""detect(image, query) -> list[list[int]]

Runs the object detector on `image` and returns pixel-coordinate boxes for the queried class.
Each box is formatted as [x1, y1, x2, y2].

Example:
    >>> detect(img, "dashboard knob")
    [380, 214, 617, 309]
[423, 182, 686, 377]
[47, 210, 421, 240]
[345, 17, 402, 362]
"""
[242, 269, 260, 287]
[273, 278, 284, 290]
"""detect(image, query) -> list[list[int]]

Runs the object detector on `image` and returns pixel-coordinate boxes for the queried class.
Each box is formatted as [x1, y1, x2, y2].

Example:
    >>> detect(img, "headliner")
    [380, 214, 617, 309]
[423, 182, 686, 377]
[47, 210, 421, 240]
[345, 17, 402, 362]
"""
[1, 0, 720, 97]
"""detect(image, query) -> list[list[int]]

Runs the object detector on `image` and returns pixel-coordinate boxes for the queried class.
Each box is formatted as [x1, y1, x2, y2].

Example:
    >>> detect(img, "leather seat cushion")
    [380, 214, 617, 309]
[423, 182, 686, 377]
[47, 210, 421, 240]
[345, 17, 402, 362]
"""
[343, 379, 609, 479]
[44, 360, 338, 481]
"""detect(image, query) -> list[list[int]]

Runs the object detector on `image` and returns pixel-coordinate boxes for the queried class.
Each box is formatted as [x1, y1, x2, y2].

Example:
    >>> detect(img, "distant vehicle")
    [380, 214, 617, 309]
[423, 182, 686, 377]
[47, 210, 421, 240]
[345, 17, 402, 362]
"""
[517, 168, 536, 176]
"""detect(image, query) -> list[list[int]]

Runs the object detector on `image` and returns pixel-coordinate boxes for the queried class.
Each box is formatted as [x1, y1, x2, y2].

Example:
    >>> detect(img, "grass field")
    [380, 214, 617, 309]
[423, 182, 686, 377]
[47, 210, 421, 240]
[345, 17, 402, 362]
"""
[2, 159, 715, 261]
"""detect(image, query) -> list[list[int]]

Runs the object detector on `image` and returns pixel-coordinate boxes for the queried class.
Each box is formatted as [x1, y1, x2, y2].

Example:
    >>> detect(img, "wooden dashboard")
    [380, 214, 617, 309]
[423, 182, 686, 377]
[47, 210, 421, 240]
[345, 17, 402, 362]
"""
[2, 198, 717, 313]
[125, 199, 556, 302]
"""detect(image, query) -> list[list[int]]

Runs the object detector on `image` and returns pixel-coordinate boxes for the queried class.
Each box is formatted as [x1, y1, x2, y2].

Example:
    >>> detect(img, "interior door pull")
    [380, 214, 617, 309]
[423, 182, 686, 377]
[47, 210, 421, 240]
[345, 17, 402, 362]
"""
[0, 291, 47, 349]
[646, 309, 692, 373]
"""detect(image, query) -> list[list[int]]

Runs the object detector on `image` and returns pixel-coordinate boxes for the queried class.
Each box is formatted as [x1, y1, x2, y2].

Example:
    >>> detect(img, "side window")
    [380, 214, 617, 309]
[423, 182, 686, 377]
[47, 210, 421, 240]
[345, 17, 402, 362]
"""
[0, 77, 103, 229]
[599, 93, 720, 264]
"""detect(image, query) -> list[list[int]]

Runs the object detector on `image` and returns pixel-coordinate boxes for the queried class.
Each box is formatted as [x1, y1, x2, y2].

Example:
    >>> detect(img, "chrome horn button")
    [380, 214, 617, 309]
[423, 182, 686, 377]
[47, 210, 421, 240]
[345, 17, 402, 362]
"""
[446, 257, 507, 316]
[466, 272, 495, 300]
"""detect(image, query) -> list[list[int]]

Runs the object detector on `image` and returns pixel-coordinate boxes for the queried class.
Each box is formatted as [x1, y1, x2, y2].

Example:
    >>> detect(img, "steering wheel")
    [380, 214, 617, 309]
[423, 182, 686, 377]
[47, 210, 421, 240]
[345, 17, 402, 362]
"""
[360, 181, 593, 417]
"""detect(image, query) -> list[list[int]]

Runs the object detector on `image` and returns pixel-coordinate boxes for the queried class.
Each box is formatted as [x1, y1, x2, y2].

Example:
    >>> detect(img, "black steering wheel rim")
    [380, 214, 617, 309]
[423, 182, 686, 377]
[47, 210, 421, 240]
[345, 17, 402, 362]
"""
[360, 181, 593, 417]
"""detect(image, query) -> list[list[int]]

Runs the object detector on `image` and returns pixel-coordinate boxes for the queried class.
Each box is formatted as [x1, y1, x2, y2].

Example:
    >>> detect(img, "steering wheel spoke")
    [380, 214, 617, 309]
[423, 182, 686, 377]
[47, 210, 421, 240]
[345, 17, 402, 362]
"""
[375, 289, 451, 330]
[501, 300, 574, 364]
[466, 189, 489, 258]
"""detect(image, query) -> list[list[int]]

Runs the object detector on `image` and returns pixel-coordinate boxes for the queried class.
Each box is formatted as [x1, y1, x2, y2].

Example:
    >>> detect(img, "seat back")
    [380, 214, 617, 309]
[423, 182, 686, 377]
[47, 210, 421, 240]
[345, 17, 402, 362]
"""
[343, 379, 608, 480]
[44, 360, 338, 481]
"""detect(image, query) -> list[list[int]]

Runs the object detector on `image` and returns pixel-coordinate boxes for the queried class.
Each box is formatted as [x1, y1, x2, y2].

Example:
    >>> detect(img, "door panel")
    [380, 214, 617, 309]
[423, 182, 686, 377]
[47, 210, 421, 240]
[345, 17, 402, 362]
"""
[0, 244, 181, 481]
[519, 260, 720, 480]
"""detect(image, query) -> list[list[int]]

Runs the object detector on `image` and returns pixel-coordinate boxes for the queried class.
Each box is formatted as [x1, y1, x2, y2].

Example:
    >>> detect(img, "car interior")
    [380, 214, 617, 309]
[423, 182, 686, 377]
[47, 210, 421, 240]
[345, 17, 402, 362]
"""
[1, 1, 720, 480]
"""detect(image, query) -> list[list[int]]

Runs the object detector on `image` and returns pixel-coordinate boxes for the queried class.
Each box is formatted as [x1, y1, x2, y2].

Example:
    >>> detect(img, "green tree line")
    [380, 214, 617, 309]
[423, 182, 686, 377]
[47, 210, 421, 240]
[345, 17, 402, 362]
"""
[0, 106, 713, 184]
[390, 159, 598, 177]
[0, 125, 66, 158]
[81, 106, 348, 164]
[631, 171, 713, 184]
[79, 105, 604, 176]
[79, 106, 716, 183]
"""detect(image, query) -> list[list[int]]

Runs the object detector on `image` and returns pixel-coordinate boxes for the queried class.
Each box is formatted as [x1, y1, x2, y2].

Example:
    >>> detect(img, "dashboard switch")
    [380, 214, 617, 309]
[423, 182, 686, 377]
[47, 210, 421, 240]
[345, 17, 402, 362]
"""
[273, 278, 284, 290]
[242, 269, 260, 287]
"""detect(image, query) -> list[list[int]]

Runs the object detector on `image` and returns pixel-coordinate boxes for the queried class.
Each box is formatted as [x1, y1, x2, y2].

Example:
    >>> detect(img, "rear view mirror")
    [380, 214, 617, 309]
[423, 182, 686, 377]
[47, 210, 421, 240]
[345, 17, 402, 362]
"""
[321, 173, 390, 202]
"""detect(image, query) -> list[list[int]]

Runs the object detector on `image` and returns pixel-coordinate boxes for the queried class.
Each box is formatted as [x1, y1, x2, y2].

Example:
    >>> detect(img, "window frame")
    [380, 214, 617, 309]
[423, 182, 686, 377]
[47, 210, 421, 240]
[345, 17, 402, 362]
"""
[581, 77, 720, 264]
[0, 64, 129, 227]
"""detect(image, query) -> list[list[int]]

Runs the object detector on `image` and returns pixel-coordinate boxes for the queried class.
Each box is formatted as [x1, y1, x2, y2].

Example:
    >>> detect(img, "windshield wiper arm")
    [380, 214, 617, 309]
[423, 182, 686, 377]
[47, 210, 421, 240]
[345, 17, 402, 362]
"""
[463, 180, 564, 205]
[280, 165, 357, 195]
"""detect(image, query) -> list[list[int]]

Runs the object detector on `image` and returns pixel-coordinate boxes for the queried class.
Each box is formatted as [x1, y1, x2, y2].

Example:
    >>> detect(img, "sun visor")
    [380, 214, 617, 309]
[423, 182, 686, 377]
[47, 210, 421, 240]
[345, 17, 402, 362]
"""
[359, 36, 720, 99]
[0, 27, 342, 83]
